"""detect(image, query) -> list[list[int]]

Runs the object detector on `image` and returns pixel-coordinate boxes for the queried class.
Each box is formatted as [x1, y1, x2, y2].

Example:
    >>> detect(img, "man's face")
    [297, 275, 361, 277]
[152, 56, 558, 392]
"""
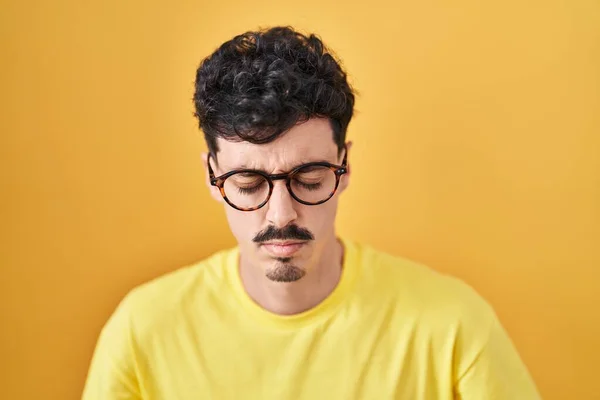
[204, 118, 350, 282]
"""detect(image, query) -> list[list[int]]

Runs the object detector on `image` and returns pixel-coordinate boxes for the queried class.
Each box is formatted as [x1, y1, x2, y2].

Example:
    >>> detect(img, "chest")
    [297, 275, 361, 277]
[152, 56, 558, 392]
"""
[136, 315, 456, 400]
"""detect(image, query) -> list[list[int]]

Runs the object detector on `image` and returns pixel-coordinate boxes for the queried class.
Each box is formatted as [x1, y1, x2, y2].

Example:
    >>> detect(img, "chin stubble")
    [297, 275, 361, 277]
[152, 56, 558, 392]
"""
[265, 257, 305, 282]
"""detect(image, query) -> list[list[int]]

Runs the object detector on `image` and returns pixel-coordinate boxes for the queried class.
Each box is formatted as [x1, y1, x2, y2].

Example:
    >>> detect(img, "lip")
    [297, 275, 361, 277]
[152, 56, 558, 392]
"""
[261, 242, 305, 257]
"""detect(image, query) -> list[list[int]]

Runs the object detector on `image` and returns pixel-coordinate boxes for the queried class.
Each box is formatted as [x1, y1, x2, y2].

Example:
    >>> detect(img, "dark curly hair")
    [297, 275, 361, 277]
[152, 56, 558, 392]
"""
[193, 26, 355, 159]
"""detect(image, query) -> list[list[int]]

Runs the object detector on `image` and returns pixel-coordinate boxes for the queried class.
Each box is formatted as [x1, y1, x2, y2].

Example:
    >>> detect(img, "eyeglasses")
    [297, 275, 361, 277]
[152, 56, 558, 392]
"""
[208, 147, 348, 211]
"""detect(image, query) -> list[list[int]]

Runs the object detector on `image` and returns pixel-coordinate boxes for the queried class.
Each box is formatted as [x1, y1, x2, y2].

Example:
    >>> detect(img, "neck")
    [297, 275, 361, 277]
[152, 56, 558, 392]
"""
[239, 235, 344, 316]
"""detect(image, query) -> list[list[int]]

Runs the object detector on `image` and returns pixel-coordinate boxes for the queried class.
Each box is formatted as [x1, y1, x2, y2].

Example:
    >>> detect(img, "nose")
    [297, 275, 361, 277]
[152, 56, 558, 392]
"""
[265, 181, 298, 228]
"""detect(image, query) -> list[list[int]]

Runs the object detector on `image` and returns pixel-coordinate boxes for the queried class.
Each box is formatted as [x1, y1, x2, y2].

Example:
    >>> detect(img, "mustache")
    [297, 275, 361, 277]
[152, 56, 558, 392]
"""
[252, 225, 315, 244]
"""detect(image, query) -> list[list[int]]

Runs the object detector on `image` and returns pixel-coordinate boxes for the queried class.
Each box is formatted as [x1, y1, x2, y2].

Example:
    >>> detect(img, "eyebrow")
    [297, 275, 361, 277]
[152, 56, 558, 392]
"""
[224, 158, 336, 173]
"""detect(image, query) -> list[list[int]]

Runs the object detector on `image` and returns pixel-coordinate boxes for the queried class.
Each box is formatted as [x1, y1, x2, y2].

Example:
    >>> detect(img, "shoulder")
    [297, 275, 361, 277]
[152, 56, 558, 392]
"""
[132, 247, 232, 298]
[118, 246, 237, 334]
[349, 240, 499, 370]
[349, 240, 496, 332]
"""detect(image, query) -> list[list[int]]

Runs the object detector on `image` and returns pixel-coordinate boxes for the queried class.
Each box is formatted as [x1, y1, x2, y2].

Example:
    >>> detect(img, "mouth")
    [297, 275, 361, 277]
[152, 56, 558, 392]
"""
[260, 241, 306, 257]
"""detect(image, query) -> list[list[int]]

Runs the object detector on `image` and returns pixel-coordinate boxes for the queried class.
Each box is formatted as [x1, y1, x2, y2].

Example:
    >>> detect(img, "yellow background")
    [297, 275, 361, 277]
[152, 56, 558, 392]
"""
[1, 0, 599, 399]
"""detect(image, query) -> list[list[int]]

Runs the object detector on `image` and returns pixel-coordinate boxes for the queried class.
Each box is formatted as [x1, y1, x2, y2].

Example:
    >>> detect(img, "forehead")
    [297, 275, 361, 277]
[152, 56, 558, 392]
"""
[215, 118, 338, 171]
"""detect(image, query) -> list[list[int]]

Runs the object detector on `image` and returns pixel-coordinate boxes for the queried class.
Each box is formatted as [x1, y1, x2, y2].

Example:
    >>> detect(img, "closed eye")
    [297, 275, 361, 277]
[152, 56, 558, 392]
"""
[237, 183, 265, 195]
[294, 180, 323, 191]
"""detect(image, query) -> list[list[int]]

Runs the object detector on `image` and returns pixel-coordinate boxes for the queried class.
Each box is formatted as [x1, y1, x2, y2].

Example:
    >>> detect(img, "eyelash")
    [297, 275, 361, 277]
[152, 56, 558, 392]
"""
[237, 185, 264, 195]
[236, 180, 322, 195]
[295, 181, 322, 191]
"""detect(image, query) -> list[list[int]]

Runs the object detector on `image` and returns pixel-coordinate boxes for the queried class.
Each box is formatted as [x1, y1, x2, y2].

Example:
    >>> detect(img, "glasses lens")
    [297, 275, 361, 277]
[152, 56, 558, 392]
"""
[223, 172, 270, 210]
[290, 165, 337, 204]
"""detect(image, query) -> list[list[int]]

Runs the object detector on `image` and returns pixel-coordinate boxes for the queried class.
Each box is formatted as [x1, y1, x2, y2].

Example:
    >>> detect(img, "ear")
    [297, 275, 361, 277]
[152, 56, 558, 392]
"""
[202, 152, 224, 204]
[338, 141, 353, 193]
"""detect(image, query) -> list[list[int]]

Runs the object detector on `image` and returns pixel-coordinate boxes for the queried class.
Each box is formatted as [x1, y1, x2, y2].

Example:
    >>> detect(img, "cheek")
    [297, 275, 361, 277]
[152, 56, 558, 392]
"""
[224, 206, 264, 241]
[301, 197, 340, 237]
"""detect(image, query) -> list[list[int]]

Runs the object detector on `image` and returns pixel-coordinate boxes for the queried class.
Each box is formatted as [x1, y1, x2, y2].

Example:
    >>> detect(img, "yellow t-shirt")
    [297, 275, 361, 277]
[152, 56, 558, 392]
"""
[83, 239, 540, 399]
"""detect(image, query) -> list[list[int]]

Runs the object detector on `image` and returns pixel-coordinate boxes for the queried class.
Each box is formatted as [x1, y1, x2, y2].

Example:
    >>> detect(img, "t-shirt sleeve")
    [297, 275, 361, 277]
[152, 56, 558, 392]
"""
[82, 294, 142, 400]
[454, 312, 541, 400]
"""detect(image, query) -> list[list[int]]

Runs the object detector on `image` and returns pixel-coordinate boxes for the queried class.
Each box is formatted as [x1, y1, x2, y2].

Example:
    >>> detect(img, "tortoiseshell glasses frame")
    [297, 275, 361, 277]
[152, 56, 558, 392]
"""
[207, 146, 348, 212]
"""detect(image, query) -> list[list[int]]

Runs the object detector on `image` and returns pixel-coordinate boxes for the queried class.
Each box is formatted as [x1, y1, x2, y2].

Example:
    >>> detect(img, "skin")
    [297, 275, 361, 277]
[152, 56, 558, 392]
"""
[202, 118, 352, 315]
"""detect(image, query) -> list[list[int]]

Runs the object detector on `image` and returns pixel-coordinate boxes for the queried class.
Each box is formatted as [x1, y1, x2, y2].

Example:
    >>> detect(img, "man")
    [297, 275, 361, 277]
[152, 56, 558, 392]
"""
[83, 26, 540, 399]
